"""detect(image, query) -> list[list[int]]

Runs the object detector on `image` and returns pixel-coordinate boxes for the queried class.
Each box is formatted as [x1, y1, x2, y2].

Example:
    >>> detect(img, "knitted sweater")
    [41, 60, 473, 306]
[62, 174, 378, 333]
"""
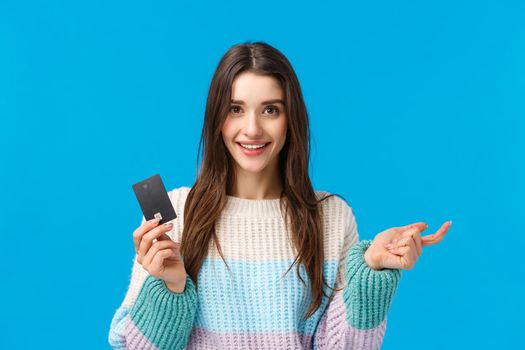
[108, 186, 402, 350]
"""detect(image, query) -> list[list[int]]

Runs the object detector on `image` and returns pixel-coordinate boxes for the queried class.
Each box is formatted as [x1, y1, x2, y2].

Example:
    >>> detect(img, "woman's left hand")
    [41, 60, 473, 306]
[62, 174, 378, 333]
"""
[363, 220, 452, 270]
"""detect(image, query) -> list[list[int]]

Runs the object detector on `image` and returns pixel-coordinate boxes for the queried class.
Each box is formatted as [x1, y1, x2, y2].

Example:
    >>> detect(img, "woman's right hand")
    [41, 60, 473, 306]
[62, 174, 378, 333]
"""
[132, 218, 187, 293]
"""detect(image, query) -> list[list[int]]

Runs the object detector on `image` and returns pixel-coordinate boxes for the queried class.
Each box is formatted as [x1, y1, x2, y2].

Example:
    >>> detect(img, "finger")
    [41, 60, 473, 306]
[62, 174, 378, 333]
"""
[422, 221, 452, 247]
[399, 222, 428, 231]
[383, 233, 422, 270]
[142, 239, 178, 268]
[148, 249, 176, 277]
[400, 233, 418, 261]
[386, 225, 426, 249]
[386, 223, 425, 239]
[401, 225, 427, 238]
[138, 222, 173, 256]
[386, 245, 411, 256]
[403, 229, 423, 256]
[400, 254, 416, 270]
[388, 235, 418, 262]
[388, 235, 413, 249]
[156, 233, 173, 241]
[411, 231, 423, 256]
[406, 238, 418, 263]
[137, 223, 174, 263]
[133, 218, 161, 253]
[394, 239, 417, 270]
[381, 251, 404, 270]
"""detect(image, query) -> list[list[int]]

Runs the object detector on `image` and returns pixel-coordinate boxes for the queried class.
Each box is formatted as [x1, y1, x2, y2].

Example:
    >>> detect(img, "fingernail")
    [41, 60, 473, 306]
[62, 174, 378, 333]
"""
[449, 220, 453, 226]
[164, 223, 173, 228]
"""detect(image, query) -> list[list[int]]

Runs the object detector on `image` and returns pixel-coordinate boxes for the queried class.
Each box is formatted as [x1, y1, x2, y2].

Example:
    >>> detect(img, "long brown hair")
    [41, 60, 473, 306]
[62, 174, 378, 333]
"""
[181, 41, 344, 320]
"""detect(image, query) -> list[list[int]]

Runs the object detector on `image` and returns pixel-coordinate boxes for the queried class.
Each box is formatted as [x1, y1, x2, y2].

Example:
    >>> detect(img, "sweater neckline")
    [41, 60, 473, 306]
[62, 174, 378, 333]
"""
[222, 194, 284, 218]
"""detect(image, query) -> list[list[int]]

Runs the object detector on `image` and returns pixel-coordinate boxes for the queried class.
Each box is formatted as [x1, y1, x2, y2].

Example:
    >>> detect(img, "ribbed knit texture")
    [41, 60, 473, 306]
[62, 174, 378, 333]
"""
[345, 240, 401, 330]
[108, 186, 402, 350]
[129, 274, 198, 349]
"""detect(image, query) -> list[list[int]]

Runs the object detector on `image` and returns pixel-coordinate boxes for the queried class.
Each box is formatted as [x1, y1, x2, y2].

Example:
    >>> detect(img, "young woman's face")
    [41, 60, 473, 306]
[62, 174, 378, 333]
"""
[221, 71, 287, 175]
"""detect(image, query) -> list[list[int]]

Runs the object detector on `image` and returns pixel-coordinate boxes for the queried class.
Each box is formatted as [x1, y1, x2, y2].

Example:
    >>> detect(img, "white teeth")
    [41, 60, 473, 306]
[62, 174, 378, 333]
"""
[240, 143, 267, 150]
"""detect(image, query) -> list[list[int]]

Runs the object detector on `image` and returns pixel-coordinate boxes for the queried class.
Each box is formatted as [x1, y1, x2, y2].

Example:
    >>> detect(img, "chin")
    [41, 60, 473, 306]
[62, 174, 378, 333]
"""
[238, 163, 267, 174]
[231, 158, 268, 173]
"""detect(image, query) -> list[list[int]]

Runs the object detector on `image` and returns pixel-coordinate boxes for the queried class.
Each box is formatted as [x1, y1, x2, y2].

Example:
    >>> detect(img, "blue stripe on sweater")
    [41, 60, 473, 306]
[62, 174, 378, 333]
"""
[193, 258, 338, 334]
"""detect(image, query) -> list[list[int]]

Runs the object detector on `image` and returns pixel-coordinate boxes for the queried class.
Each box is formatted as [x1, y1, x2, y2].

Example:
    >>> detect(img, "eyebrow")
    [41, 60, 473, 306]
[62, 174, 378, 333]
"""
[230, 99, 285, 106]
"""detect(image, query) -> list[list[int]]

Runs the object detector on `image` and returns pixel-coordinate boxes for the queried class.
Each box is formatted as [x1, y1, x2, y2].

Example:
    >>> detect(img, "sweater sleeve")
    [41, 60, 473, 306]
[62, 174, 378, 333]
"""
[313, 206, 402, 350]
[108, 216, 199, 350]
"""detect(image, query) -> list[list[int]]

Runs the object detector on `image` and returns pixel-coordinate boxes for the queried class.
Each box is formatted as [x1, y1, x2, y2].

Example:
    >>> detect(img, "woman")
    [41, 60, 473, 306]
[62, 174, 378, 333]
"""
[108, 41, 451, 350]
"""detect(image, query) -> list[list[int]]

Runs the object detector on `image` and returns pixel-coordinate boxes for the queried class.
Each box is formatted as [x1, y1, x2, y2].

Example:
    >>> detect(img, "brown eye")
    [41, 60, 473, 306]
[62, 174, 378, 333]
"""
[230, 105, 242, 114]
[265, 105, 279, 115]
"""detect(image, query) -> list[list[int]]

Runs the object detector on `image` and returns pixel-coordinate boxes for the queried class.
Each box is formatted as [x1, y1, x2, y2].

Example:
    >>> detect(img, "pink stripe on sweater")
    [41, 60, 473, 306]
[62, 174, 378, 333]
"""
[181, 291, 386, 350]
[314, 290, 386, 350]
[123, 314, 158, 350]
[186, 327, 313, 349]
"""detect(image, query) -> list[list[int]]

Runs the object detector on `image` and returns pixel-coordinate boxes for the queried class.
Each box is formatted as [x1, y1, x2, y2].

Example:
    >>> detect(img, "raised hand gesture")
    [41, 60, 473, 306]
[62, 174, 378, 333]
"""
[363, 221, 452, 270]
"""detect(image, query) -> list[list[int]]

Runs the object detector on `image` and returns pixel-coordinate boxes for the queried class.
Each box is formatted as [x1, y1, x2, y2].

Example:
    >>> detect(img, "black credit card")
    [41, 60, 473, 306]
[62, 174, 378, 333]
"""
[132, 174, 177, 225]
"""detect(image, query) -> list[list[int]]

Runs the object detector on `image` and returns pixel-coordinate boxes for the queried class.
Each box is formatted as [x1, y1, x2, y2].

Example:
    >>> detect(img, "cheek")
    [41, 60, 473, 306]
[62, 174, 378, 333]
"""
[275, 120, 287, 146]
[221, 119, 236, 143]
[221, 119, 231, 136]
[221, 119, 239, 157]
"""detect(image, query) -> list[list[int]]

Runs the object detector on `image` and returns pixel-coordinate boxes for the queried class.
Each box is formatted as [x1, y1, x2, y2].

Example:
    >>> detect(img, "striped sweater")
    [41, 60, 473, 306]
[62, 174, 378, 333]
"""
[108, 186, 401, 349]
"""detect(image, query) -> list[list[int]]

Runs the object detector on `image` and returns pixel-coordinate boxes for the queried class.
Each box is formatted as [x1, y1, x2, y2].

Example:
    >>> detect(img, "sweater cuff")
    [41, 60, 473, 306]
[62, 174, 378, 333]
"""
[344, 239, 402, 330]
[130, 274, 198, 350]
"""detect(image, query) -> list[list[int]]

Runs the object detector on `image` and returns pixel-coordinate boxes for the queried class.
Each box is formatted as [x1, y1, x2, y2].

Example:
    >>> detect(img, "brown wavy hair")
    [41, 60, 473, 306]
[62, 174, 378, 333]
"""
[180, 41, 344, 321]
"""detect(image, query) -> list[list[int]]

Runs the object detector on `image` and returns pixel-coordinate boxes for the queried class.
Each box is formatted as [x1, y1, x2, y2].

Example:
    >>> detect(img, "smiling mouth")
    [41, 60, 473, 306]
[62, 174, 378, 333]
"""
[236, 142, 271, 150]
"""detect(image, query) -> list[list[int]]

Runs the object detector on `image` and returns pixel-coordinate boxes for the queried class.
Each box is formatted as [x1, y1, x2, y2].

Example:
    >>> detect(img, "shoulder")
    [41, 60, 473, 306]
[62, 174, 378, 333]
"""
[167, 185, 191, 198]
[314, 189, 356, 225]
[167, 185, 192, 216]
[315, 189, 359, 256]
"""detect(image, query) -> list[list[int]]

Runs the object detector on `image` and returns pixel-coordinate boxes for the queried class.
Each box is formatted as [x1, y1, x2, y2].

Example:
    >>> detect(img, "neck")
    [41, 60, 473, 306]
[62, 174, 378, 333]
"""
[229, 164, 283, 200]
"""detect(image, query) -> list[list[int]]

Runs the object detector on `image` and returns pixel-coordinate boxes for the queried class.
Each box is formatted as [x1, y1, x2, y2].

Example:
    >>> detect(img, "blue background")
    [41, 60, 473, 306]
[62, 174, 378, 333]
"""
[1, 1, 523, 348]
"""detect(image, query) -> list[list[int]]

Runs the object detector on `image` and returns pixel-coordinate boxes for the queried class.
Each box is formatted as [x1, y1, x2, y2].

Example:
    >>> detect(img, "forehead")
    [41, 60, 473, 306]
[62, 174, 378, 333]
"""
[231, 72, 283, 101]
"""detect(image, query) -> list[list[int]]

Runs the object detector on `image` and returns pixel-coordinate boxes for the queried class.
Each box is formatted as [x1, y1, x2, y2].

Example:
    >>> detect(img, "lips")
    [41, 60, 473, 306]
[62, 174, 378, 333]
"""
[237, 142, 270, 149]
[236, 142, 271, 156]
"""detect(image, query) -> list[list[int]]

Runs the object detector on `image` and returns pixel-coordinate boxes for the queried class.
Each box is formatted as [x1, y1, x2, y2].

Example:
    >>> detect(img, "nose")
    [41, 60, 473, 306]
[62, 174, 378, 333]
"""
[243, 111, 263, 138]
